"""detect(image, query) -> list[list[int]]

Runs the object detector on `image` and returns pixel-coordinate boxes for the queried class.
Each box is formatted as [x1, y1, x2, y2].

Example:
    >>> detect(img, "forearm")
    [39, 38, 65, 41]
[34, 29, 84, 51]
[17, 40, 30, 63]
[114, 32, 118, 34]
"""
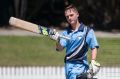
[91, 48, 98, 60]
[56, 42, 64, 51]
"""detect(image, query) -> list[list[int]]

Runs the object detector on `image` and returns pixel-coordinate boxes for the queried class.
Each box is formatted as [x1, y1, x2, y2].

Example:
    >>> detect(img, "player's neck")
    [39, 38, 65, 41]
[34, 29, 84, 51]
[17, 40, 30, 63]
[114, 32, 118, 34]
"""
[71, 21, 80, 31]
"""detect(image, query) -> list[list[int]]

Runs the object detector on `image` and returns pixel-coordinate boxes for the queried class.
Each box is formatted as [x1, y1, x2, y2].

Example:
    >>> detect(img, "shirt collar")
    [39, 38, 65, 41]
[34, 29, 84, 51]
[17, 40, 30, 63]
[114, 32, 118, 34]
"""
[78, 22, 84, 32]
[67, 22, 84, 33]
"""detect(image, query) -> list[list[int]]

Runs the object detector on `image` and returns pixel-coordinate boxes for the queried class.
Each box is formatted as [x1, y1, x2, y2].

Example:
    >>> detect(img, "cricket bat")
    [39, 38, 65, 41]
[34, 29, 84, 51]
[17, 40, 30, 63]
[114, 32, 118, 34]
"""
[9, 17, 70, 40]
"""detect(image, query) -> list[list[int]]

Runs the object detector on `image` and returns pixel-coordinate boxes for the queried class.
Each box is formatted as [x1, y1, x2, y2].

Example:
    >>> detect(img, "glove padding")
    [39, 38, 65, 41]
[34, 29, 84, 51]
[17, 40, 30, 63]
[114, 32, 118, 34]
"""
[49, 29, 60, 41]
[87, 60, 100, 78]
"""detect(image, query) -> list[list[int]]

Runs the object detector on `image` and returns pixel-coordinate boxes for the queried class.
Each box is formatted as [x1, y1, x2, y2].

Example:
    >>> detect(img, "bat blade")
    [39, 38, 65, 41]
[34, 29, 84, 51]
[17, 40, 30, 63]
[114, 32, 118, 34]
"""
[9, 17, 40, 34]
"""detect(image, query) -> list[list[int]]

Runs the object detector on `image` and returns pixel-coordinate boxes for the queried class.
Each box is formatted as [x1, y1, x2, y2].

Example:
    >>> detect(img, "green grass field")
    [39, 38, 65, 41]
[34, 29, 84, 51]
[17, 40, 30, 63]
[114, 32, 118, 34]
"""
[0, 36, 120, 66]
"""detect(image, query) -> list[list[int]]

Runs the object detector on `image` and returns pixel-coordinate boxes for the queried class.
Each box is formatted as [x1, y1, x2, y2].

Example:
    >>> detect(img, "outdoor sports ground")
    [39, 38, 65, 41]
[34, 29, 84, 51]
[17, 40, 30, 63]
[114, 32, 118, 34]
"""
[0, 29, 120, 79]
[0, 30, 120, 67]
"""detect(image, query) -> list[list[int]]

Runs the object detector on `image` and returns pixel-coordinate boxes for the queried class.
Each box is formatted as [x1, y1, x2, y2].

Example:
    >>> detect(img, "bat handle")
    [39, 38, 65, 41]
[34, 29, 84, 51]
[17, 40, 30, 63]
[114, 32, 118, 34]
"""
[59, 35, 70, 40]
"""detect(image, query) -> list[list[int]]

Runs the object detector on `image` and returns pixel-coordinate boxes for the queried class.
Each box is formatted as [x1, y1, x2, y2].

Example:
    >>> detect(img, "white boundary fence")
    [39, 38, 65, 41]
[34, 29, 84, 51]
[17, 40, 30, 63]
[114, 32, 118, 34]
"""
[0, 66, 120, 79]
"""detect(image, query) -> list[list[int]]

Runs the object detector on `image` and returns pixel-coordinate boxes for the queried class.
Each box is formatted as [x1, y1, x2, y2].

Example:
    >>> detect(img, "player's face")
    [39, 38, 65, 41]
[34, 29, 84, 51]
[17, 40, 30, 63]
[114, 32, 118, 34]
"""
[65, 9, 79, 25]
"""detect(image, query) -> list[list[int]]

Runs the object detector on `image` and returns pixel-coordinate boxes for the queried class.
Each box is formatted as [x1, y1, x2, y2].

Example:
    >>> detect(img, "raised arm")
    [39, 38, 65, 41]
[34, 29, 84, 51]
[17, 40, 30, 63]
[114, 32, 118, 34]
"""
[56, 42, 64, 51]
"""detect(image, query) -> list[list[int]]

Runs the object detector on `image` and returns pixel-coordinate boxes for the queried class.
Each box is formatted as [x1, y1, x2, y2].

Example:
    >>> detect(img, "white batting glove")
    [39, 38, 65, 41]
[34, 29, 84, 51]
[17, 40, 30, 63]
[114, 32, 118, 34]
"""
[49, 29, 60, 41]
[91, 60, 100, 66]
[87, 60, 100, 78]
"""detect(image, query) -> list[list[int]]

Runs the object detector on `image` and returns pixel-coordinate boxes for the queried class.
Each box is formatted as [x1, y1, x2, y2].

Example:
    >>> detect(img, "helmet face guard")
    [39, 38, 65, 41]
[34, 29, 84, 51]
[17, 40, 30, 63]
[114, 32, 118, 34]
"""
[77, 65, 100, 79]
[87, 64, 100, 78]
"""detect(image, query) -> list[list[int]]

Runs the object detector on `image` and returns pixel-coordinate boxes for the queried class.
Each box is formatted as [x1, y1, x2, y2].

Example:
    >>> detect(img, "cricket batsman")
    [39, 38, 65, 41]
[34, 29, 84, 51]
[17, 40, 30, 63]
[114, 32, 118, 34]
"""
[50, 4, 100, 79]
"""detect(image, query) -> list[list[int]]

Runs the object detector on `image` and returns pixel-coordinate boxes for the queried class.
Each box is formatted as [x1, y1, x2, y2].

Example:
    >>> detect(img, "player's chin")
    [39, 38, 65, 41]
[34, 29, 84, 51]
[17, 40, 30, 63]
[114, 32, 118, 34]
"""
[69, 21, 75, 25]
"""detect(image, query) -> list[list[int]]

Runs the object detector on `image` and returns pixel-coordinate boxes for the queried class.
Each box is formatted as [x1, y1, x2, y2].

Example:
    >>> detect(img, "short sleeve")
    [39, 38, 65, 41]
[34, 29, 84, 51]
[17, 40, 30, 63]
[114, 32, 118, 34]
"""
[59, 31, 67, 48]
[86, 29, 99, 49]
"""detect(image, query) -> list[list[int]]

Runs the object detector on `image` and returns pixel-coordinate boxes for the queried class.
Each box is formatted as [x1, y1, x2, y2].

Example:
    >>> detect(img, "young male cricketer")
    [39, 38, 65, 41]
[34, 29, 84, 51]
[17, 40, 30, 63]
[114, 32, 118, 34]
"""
[50, 4, 100, 79]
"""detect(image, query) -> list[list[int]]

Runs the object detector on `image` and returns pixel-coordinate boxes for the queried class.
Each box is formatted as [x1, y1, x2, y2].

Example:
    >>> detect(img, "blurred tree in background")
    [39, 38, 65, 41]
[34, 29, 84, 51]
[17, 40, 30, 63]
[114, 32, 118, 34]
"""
[0, 0, 120, 31]
[0, 0, 12, 26]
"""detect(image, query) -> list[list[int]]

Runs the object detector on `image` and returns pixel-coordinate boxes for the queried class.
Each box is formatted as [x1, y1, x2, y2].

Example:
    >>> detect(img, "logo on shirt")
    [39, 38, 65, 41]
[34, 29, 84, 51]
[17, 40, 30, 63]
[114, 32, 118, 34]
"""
[77, 36, 82, 39]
